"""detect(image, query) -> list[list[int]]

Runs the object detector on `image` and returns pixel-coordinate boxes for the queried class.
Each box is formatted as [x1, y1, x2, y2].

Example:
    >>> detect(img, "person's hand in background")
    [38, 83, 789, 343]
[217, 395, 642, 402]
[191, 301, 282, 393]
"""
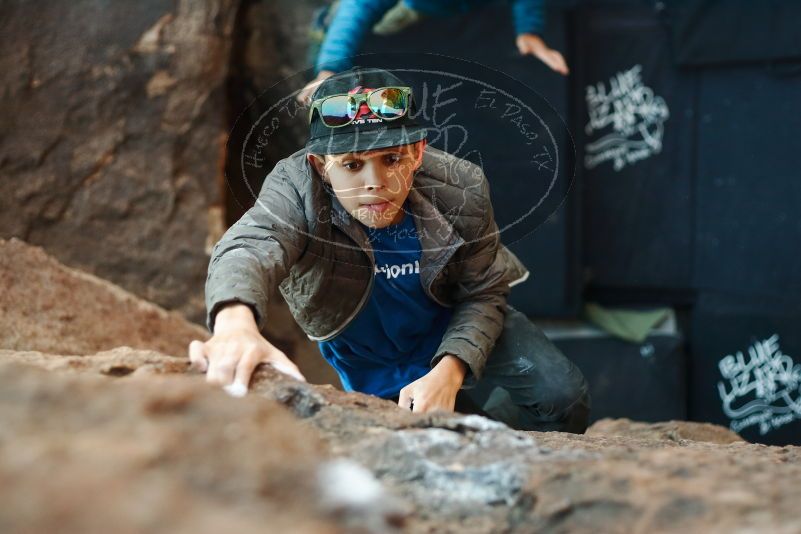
[397, 355, 467, 413]
[296, 70, 336, 104]
[516, 33, 569, 75]
[188, 303, 306, 397]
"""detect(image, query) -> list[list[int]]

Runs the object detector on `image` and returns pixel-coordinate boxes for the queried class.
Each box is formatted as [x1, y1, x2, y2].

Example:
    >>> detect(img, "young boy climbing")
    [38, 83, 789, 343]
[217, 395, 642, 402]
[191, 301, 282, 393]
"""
[189, 66, 590, 433]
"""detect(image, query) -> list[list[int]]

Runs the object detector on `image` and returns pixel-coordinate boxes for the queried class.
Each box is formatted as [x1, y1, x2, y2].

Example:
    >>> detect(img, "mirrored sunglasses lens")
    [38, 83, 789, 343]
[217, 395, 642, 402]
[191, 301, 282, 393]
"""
[320, 95, 356, 126]
[368, 88, 407, 119]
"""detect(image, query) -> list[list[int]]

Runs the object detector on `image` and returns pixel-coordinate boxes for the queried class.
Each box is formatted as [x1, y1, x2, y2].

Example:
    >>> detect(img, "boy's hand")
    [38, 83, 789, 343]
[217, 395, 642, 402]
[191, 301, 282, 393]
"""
[187, 303, 306, 397]
[397, 355, 467, 413]
[516, 33, 569, 75]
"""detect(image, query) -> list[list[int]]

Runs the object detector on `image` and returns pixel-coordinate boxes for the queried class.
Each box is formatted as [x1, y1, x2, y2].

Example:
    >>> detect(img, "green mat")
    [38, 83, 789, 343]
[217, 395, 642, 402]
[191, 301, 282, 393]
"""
[584, 302, 671, 344]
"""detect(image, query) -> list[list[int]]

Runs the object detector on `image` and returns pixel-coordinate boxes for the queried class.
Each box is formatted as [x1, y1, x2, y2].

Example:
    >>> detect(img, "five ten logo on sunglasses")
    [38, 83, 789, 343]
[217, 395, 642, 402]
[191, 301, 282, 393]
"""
[308, 86, 413, 128]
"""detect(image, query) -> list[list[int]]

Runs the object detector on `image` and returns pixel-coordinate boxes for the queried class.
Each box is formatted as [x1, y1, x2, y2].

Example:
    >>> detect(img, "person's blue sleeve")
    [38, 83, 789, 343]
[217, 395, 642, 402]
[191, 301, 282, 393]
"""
[315, 0, 399, 75]
[510, 0, 545, 35]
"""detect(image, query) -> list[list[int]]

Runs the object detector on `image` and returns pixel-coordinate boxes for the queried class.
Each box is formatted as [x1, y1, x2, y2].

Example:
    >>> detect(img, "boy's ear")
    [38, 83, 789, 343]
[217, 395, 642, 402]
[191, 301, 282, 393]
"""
[413, 139, 427, 170]
[307, 153, 328, 181]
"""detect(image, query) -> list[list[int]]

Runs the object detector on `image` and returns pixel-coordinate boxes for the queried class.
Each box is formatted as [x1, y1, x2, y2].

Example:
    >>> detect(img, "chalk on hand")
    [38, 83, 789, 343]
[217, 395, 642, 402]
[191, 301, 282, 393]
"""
[223, 382, 248, 398]
[270, 361, 305, 382]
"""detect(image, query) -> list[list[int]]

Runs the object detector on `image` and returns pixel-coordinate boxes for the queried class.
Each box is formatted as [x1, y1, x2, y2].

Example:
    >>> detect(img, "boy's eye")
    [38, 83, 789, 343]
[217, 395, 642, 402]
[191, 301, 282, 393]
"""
[385, 154, 401, 165]
[342, 161, 361, 171]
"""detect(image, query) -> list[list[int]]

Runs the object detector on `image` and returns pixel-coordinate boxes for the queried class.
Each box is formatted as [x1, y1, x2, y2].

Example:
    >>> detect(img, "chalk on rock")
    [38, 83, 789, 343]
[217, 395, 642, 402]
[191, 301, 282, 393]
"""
[317, 458, 385, 508]
[317, 458, 409, 531]
[223, 382, 248, 398]
[453, 415, 508, 432]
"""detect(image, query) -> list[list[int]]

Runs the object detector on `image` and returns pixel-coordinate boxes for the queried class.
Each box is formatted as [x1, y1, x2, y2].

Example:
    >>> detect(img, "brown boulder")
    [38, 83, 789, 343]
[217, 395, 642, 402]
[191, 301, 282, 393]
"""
[0, 237, 340, 384]
[0, 238, 207, 358]
[0, 0, 240, 323]
[0, 361, 333, 534]
[6, 347, 801, 533]
[587, 417, 745, 445]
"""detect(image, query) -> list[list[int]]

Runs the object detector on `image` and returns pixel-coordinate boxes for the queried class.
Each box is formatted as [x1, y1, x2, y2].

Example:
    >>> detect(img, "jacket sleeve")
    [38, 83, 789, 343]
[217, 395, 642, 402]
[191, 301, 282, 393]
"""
[430, 176, 510, 382]
[205, 165, 308, 334]
[510, 0, 545, 36]
[315, 0, 398, 74]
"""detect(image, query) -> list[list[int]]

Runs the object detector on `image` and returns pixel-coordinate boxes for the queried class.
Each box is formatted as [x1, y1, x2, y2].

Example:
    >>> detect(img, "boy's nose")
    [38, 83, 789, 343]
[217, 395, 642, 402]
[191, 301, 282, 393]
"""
[362, 165, 386, 190]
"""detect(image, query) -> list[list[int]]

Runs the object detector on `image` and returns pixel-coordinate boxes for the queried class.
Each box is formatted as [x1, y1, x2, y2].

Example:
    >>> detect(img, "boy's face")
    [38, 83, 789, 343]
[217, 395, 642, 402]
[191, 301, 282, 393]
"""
[308, 139, 426, 229]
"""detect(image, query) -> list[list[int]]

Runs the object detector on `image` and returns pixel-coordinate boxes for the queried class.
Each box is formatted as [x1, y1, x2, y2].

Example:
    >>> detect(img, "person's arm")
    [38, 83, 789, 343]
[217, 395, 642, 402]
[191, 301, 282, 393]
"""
[430, 173, 511, 383]
[190, 162, 309, 395]
[510, 0, 545, 36]
[397, 173, 508, 413]
[397, 354, 467, 413]
[205, 163, 308, 334]
[314, 0, 399, 75]
[510, 0, 569, 75]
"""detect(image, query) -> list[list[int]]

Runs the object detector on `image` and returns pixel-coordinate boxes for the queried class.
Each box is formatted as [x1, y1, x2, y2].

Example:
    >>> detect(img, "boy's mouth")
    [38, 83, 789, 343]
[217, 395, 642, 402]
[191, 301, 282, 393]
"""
[359, 200, 392, 213]
[360, 198, 389, 206]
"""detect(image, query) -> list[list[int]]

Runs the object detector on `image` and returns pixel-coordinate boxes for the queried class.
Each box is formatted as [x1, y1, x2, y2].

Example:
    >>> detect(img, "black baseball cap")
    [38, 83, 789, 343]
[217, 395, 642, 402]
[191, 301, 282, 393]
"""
[305, 66, 428, 155]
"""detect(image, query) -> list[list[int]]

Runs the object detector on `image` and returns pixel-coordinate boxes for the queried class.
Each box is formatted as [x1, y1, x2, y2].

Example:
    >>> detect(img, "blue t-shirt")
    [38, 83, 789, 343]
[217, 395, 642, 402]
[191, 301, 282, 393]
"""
[317, 202, 454, 398]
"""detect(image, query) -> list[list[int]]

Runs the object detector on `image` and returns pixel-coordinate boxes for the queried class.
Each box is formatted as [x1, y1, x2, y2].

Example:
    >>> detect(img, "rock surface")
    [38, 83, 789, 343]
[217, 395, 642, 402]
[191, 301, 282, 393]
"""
[0, 361, 374, 534]
[0, 0, 240, 323]
[586, 417, 745, 445]
[5, 347, 801, 533]
[0, 237, 339, 384]
[0, 238, 207, 358]
[0, 1, 341, 383]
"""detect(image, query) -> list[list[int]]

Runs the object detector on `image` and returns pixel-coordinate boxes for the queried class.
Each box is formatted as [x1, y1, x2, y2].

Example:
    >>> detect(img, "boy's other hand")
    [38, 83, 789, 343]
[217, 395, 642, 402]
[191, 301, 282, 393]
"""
[297, 70, 335, 104]
[397, 355, 467, 414]
[515, 33, 569, 76]
[187, 303, 306, 397]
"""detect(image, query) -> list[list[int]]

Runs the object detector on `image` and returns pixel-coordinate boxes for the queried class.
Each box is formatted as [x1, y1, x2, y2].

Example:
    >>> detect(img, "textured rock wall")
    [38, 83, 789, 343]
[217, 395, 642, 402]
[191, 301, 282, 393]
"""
[3, 347, 800, 533]
[2, 245, 800, 532]
[0, 360, 357, 534]
[0, 2, 339, 385]
[0, 237, 339, 384]
[0, 0, 240, 323]
[0, 238, 207, 358]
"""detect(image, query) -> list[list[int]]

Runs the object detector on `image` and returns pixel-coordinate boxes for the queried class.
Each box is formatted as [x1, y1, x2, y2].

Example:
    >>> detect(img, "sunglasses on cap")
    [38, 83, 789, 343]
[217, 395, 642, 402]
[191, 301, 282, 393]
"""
[307, 86, 413, 128]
